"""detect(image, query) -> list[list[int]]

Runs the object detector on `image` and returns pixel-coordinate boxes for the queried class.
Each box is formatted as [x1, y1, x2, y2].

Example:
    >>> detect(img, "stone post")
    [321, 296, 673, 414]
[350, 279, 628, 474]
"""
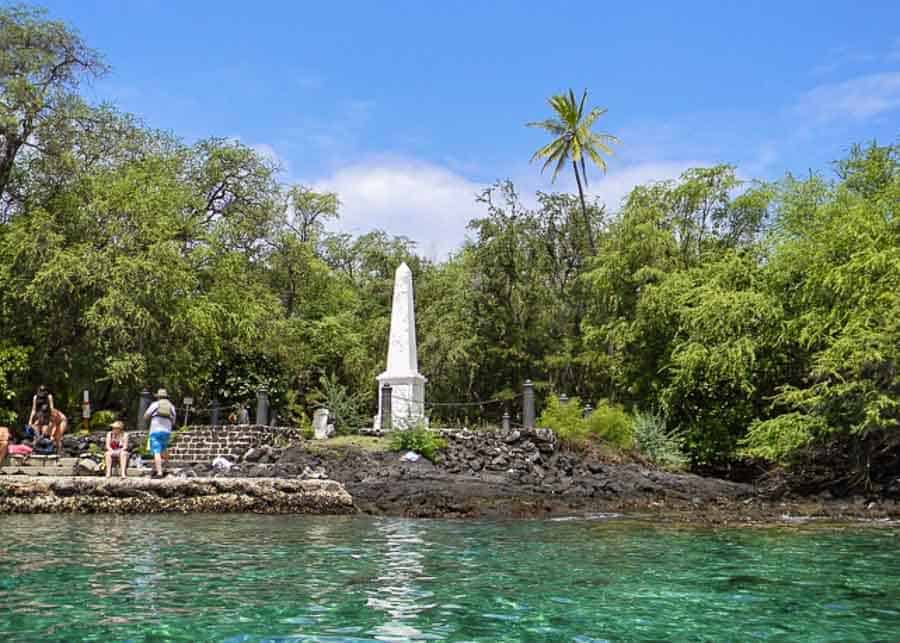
[313, 408, 332, 439]
[502, 411, 510, 431]
[256, 386, 269, 426]
[137, 389, 153, 431]
[210, 397, 220, 426]
[559, 394, 569, 405]
[523, 380, 535, 429]
[380, 384, 392, 431]
[583, 403, 594, 418]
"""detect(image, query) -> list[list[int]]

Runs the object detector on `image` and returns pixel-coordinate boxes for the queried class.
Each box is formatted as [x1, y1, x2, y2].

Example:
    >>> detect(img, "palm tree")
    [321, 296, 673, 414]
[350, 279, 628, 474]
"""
[527, 89, 619, 252]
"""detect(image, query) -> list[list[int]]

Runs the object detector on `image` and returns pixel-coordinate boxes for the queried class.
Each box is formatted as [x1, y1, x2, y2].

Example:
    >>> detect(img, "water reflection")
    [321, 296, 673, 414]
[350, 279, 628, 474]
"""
[366, 519, 439, 641]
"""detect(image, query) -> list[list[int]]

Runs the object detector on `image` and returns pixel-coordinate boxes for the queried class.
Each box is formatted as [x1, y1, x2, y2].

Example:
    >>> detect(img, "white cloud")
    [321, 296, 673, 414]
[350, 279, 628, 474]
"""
[538, 160, 712, 212]
[250, 143, 288, 172]
[795, 72, 900, 123]
[313, 159, 484, 260]
[311, 157, 718, 259]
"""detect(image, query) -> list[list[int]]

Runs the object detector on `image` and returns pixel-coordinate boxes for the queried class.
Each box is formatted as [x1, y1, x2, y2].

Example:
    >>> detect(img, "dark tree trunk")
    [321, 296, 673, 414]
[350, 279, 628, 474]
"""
[572, 160, 596, 254]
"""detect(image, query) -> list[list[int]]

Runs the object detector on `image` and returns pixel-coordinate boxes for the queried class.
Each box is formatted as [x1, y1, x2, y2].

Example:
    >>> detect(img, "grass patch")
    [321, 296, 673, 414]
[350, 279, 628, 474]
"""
[313, 434, 391, 452]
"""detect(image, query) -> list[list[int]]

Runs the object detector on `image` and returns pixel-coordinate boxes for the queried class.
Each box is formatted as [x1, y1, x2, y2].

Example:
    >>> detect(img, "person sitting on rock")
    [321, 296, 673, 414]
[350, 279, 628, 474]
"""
[49, 408, 67, 455]
[104, 420, 129, 478]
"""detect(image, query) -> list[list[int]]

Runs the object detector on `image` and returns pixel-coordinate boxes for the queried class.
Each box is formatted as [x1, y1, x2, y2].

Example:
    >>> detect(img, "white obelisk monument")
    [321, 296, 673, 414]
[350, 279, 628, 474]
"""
[375, 262, 426, 430]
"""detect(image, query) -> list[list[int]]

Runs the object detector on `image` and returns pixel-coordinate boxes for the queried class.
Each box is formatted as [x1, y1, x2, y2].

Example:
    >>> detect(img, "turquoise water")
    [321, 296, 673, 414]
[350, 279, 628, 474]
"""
[0, 514, 899, 641]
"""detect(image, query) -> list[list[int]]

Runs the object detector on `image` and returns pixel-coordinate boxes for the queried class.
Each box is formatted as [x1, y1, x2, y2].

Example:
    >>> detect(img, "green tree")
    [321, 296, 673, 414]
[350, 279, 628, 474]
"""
[743, 142, 900, 473]
[527, 89, 618, 252]
[284, 185, 339, 244]
[0, 5, 107, 210]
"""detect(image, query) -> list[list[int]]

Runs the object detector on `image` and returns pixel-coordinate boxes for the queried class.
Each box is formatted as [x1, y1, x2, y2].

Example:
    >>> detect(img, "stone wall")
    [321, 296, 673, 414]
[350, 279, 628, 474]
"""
[436, 428, 561, 478]
[166, 425, 301, 464]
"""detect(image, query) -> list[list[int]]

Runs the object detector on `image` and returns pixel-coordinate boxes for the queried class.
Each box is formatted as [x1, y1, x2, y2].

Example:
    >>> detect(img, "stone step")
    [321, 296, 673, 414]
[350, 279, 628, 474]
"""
[2, 456, 78, 468]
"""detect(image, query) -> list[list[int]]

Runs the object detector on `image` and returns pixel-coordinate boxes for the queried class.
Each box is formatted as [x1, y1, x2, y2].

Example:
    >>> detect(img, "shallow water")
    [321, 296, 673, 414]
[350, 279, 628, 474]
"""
[0, 514, 898, 641]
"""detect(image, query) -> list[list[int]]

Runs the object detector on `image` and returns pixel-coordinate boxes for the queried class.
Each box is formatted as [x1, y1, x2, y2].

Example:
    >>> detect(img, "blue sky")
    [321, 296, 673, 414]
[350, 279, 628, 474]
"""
[36, 1, 900, 257]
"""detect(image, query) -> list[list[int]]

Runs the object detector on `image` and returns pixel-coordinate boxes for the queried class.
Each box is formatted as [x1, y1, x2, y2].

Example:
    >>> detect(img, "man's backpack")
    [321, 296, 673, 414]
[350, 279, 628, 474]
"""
[155, 399, 174, 419]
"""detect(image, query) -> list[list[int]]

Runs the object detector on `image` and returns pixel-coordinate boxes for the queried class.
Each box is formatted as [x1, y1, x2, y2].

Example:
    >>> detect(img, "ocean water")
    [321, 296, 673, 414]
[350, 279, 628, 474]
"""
[0, 513, 898, 641]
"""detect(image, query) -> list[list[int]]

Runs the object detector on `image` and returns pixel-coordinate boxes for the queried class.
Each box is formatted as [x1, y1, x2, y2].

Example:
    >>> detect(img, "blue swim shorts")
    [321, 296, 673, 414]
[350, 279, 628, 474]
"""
[148, 431, 171, 455]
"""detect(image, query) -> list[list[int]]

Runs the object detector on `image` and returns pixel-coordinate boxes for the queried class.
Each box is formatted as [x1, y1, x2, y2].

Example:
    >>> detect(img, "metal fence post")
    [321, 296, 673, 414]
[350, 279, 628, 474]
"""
[256, 385, 269, 426]
[380, 384, 392, 431]
[523, 380, 535, 429]
[210, 397, 220, 426]
[137, 389, 153, 431]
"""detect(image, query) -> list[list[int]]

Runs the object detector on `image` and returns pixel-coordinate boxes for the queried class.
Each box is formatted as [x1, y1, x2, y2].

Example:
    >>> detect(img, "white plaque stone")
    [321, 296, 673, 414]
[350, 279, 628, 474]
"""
[313, 408, 333, 440]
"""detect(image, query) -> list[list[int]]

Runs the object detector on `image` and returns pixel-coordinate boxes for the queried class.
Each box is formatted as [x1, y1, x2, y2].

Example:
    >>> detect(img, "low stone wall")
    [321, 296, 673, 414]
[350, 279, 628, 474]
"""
[437, 428, 561, 477]
[0, 477, 354, 514]
[166, 425, 301, 464]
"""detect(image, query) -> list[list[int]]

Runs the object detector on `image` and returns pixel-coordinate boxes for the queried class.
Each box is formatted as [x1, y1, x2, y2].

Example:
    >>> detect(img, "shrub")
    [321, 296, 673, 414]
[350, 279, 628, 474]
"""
[633, 411, 687, 470]
[537, 394, 588, 443]
[585, 401, 633, 449]
[90, 410, 118, 431]
[312, 373, 367, 434]
[538, 395, 633, 448]
[389, 425, 447, 462]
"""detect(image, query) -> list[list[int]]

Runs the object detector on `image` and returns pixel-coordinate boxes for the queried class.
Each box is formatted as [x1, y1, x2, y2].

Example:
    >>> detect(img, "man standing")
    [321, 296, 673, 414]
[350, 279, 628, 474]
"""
[143, 388, 176, 478]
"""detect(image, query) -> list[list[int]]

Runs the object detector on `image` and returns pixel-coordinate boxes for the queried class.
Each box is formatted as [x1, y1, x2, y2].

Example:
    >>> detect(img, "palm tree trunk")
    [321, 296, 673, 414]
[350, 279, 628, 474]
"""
[572, 160, 596, 254]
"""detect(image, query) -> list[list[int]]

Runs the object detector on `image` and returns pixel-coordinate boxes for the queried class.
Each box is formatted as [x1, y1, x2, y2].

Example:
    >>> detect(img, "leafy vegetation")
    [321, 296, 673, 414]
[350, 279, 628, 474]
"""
[89, 410, 118, 431]
[1, 7, 897, 485]
[632, 412, 687, 471]
[585, 402, 633, 449]
[537, 395, 589, 444]
[527, 89, 619, 252]
[537, 395, 632, 448]
[389, 426, 447, 462]
[311, 373, 368, 435]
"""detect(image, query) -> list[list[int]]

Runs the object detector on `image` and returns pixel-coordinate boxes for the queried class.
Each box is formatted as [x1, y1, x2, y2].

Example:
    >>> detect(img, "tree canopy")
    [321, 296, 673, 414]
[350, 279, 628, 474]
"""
[2, 6, 898, 482]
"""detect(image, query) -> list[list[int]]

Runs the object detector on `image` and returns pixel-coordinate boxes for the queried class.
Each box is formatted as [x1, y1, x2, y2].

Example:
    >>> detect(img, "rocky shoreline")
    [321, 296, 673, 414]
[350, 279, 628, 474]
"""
[4, 427, 899, 523]
[0, 477, 355, 514]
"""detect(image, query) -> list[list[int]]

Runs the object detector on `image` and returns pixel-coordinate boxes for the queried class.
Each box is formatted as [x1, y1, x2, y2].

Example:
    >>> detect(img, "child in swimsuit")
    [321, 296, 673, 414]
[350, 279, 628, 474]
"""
[104, 420, 129, 478]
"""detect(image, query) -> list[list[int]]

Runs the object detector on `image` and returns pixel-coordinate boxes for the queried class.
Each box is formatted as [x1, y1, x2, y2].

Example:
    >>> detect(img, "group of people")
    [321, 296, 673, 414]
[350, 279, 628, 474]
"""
[28, 385, 68, 454]
[98, 387, 176, 479]
[0, 385, 67, 467]
[0, 386, 176, 480]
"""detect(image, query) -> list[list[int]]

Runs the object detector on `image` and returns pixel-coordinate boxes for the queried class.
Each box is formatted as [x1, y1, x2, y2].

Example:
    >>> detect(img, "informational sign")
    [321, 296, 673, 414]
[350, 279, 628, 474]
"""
[183, 397, 194, 407]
